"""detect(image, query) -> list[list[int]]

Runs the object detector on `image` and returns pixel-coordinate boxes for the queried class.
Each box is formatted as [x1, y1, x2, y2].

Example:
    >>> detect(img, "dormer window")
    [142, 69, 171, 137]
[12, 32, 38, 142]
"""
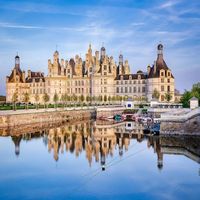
[129, 75, 132, 80]
[138, 75, 141, 80]
[168, 72, 171, 77]
[120, 75, 123, 80]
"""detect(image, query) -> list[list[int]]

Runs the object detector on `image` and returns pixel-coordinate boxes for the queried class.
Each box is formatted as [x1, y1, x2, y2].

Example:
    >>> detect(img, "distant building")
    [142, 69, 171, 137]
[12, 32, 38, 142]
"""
[190, 97, 199, 109]
[6, 43, 175, 103]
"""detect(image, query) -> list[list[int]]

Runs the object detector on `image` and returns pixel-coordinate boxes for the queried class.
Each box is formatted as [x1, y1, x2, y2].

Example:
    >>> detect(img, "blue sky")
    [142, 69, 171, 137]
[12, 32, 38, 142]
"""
[0, 0, 200, 95]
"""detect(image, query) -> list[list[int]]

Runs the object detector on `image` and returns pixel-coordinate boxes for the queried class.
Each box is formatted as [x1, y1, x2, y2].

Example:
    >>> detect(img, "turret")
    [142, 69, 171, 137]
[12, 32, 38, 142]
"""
[53, 50, 59, 63]
[100, 46, 106, 61]
[119, 54, 123, 65]
[147, 65, 151, 75]
[15, 54, 20, 69]
[157, 43, 163, 60]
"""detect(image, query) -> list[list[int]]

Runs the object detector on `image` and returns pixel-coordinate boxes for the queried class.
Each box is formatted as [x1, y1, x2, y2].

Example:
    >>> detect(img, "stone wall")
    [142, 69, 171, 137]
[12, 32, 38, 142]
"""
[96, 106, 124, 118]
[0, 109, 96, 128]
[160, 115, 200, 135]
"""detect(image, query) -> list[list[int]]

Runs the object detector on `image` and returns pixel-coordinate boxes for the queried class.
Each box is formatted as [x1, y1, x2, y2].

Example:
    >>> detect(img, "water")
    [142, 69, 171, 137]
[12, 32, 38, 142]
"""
[0, 120, 199, 200]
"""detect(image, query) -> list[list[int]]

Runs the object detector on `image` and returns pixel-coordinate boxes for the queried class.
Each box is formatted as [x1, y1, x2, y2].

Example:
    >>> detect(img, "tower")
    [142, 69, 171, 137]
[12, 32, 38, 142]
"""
[100, 46, 106, 62]
[53, 50, 59, 63]
[15, 54, 20, 69]
[157, 43, 163, 60]
[119, 54, 123, 65]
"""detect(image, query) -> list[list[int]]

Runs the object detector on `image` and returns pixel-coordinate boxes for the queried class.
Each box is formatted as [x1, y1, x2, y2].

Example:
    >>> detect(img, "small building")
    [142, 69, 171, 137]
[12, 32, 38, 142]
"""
[190, 97, 199, 109]
[125, 99, 134, 109]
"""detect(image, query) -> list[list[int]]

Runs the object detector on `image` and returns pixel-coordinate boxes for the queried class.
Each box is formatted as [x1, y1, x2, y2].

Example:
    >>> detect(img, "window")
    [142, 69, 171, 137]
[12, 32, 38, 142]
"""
[104, 87, 107, 93]
[138, 87, 140, 93]
[161, 78, 164, 83]
[161, 85, 164, 91]
[121, 87, 123, 93]
[168, 72, 171, 76]
[104, 72, 107, 75]
[104, 79, 107, 84]
[129, 80, 132, 84]
[167, 86, 170, 92]
[104, 65, 107, 70]
[68, 69, 70, 73]
[125, 81, 127, 84]
[116, 87, 119, 93]
[161, 71, 164, 76]
[168, 79, 170, 83]
[125, 87, 127, 93]
[134, 87, 136, 93]
[129, 87, 132, 93]
[142, 87, 145, 93]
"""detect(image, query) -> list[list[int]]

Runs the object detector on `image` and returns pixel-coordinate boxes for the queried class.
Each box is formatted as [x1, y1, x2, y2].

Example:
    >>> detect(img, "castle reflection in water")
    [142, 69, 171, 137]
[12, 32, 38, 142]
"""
[2, 120, 200, 171]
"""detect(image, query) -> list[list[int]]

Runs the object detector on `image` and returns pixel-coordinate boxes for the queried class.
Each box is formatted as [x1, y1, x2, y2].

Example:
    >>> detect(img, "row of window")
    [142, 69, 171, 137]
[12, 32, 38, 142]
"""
[116, 87, 146, 93]
[116, 80, 146, 85]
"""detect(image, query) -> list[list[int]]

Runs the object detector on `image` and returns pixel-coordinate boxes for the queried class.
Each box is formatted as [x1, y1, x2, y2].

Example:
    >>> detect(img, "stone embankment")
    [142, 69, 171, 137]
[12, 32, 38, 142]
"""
[0, 105, 125, 129]
[0, 107, 96, 128]
[160, 108, 200, 135]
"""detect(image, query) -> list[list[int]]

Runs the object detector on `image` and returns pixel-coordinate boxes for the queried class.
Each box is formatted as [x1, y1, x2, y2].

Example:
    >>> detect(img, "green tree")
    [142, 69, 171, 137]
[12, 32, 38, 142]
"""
[12, 91, 18, 111]
[108, 96, 111, 104]
[34, 94, 40, 110]
[164, 92, 172, 102]
[60, 94, 65, 107]
[104, 95, 107, 102]
[72, 94, 77, 107]
[53, 92, 59, 108]
[43, 93, 50, 108]
[23, 92, 30, 109]
[152, 89, 160, 100]
[180, 83, 200, 108]
[79, 94, 85, 108]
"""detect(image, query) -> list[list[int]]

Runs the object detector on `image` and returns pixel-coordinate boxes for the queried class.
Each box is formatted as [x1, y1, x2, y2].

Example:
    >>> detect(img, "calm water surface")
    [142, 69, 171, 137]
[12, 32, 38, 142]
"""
[0, 120, 199, 200]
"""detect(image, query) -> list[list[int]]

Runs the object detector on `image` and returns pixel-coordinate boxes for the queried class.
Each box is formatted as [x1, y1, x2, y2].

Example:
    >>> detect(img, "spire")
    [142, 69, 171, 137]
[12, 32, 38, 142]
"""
[157, 42, 163, 60]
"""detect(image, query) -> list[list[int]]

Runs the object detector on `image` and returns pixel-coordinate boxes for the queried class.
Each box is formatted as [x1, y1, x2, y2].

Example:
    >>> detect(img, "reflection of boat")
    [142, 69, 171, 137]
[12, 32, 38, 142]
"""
[114, 114, 123, 121]
[143, 123, 160, 135]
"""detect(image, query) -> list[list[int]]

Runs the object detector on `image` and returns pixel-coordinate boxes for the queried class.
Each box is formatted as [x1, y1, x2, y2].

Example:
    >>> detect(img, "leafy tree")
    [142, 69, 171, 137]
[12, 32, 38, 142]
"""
[164, 92, 172, 102]
[72, 94, 77, 107]
[79, 94, 85, 108]
[104, 95, 107, 102]
[60, 94, 65, 107]
[12, 91, 18, 111]
[180, 83, 200, 108]
[108, 96, 111, 104]
[34, 94, 40, 109]
[53, 92, 59, 108]
[152, 89, 160, 100]
[43, 93, 50, 108]
[23, 92, 30, 109]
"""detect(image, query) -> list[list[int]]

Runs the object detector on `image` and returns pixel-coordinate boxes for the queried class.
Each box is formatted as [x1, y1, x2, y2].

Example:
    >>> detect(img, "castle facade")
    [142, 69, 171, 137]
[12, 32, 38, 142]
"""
[6, 43, 175, 103]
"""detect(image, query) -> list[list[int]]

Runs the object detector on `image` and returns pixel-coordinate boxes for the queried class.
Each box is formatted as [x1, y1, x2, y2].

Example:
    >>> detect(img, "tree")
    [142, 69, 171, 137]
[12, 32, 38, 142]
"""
[112, 96, 116, 104]
[34, 94, 40, 110]
[86, 96, 90, 106]
[53, 92, 59, 108]
[43, 93, 50, 108]
[72, 94, 77, 107]
[79, 94, 85, 108]
[60, 94, 65, 107]
[12, 91, 18, 111]
[164, 92, 172, 102]
[23, 92, 30, 109]
[152, 89, 160, 100]
[104, 95, 107, 102]
[180, 83, 200, 108]
[108, 96, 111, 104]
